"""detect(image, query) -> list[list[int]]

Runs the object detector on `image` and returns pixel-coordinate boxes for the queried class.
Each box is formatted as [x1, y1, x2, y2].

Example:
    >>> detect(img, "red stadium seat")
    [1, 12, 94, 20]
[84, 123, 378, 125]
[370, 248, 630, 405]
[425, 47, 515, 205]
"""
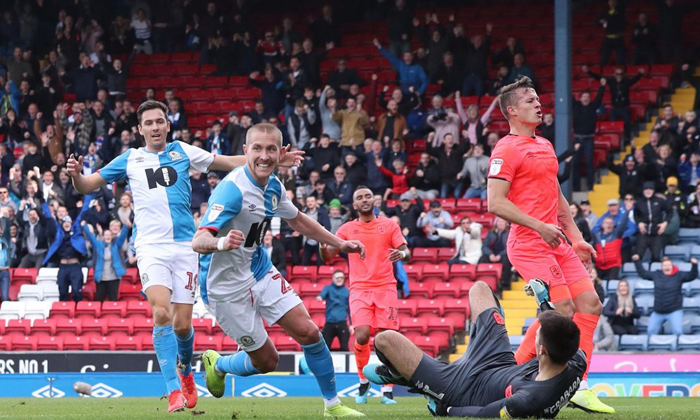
[5, 319, 31, 336]
[317, 265, 344, 283]
[437, 248, 455, 263]
[192, 318, 213, 335]
[115, 336, 142, 351]
[195, 335, 223, 351]
[12, 336, 38, 351]
[50, 301, 75, 319]
[122, 268, 140, 284]
[101, 301, 127, 318]
[89, 337, 116, 351]
[407, 281, 434, 298]
[311, 314, 325, 328]
[126, 301, 152, 318]
[11, 268, 38, 284]
[456, 198, 482, 213]
[107, 318, 134, 337]
[459, 281, 477, 297]
[118, 283, 143, 301]
[433, 282, 461, 298]
[55, 318, 82, 337]
[411, 248, 438, 264]
[448, 264, 477, 282]
[37, 336, 63, 351]
[133, 318, 154, 338]
[299, 282, 325, 298]
[0, 336, 10, 351]
[291, 266, 317, 283]
[397, 299, 417, 317]
[63, 335, 88, 351]
[305, 298, 326, 316]
[141, 335, 154, 351]
[275, 335, 301, 351]
[412, 336, 439, 357]
[399, 317, 428, 334]
[472, 213, 495, 230]
[76, 301, 101, 319]
[402, 265, 423, 282]
[476, 264, 502, 291]
[81, 318, 108, 337]
[428, 317, 456, 337]
[222, 336, 238, 351]
[416, 299, 445, 317]
[421, 264, 448, 283]
[30, 319, 57, 336]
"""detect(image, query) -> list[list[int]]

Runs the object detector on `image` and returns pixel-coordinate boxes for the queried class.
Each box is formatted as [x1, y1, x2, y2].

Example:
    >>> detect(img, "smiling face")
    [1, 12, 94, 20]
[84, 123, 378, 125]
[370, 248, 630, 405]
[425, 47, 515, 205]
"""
[138, 108, 170, 152]
[243, 125, 282, 185]
[662, 259, 673, 275]
[618, 280, 629, 296]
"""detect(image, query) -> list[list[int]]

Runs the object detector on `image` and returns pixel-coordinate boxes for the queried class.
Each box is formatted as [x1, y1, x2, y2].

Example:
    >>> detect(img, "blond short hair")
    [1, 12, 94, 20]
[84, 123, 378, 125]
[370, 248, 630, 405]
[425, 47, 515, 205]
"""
[245, 122, 283, 147]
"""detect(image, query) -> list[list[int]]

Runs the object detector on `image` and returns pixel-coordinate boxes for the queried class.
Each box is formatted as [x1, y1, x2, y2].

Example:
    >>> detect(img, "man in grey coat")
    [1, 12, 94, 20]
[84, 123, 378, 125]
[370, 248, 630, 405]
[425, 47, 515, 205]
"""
[457, 143, 489, 199]
[416, 200, 453, 247]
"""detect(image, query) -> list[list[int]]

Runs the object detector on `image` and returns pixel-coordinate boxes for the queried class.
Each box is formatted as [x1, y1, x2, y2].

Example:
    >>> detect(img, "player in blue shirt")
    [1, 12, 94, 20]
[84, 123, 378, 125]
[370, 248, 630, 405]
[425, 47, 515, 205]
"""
[67, 101, 302, 412]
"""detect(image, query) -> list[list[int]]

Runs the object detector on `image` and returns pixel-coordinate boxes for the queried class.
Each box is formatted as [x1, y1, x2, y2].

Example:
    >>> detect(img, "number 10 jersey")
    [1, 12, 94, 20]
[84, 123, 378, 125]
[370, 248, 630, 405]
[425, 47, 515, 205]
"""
[98, 141, 214, 250]
[198, 166, 299, 304]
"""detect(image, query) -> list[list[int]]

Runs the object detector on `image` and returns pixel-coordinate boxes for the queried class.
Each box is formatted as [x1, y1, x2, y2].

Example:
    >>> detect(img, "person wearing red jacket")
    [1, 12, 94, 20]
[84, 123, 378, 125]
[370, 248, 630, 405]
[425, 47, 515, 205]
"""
[592, 215, 628, 280]
[376, 157, 411, 199]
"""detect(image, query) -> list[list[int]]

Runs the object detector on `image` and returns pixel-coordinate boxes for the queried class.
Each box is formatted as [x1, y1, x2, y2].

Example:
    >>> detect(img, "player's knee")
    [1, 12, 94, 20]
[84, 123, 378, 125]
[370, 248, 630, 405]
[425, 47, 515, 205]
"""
[355, 329, 370, 345]
[295, 322, 321, 346]
[555, 300, 576, 319]
[151, 306, 172, 325]
[578, 294, 603, 316]
[374, 330, 398, 351]
[471, 281, 492, 297]
[173, 323, 191, 337]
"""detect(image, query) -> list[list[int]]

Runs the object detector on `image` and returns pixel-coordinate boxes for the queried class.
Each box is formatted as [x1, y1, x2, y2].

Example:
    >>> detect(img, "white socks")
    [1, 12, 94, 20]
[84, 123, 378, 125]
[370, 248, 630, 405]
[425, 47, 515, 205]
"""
[324, 396, 341, 407]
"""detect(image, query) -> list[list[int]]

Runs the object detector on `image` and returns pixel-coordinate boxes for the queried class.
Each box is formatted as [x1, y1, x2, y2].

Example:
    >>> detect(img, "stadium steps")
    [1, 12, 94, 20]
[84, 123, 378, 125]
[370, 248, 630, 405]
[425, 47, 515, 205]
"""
[447, 278, 532, 362]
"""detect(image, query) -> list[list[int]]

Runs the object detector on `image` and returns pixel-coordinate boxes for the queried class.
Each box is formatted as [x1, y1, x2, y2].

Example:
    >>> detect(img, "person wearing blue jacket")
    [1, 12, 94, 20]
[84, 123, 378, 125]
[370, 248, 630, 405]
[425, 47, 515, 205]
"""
[677, 151, 700, 194]
[317, 270, 352, 351]
[43, 195, 92, 302]
[81, 221, 129, 301]
[374, 39, 428, 95]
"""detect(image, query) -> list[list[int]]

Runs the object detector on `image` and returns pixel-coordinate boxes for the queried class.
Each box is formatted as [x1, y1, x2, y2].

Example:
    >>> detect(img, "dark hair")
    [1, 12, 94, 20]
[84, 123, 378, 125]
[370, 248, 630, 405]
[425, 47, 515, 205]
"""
[136, 100, 168, 124]
[498, 76, 536, 120]
[538, 311, 580, 365]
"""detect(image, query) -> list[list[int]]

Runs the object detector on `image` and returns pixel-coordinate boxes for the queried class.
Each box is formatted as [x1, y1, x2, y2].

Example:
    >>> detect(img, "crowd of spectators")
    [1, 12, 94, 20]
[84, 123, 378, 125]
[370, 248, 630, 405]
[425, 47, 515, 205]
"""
[0, 1, 699, 349]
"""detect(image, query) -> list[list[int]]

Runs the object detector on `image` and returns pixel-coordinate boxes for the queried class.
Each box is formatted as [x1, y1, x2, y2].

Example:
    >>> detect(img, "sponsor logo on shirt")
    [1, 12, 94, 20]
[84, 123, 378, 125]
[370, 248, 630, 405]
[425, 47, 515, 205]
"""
[490, 159, 503, 175]
[208, 204, 224, 222]
[135, 156, 145, 163]
[248, 204, 257, 211]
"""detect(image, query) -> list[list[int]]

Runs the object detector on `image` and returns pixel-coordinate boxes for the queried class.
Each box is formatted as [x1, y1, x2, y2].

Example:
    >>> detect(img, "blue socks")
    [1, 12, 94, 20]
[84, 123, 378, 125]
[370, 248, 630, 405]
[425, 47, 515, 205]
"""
[175, 327, 195, 376]
[153, 324, 180, 394]
[302, 335, 337, 400]
[216, 351, 261, 377]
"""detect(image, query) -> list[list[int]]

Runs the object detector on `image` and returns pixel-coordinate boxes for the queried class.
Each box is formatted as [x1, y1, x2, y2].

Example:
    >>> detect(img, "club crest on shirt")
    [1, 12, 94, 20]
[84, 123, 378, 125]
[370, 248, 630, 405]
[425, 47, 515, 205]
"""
[208, 204, 224, 222]
[377, 225, 386, 234]
[490, 159, 503, 175]
[168, 151, 183, 161]
[271, 194, 278, 211]
[240, 335, 255, 347]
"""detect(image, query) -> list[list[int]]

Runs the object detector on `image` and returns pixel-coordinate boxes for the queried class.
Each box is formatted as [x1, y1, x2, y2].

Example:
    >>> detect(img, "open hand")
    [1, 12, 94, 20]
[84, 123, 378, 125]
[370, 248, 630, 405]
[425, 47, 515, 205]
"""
[388, 248, 405, 263]
[538, 223, 566, 249]
[278, 144, 305, 167]
[572, 240, 597, 268]
[66, 154, 83, 178]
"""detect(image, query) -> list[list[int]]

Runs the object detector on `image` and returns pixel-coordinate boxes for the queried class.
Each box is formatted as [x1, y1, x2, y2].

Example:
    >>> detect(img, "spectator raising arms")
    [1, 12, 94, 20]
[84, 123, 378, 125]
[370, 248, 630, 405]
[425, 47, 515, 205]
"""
[632, 254, 698, 336]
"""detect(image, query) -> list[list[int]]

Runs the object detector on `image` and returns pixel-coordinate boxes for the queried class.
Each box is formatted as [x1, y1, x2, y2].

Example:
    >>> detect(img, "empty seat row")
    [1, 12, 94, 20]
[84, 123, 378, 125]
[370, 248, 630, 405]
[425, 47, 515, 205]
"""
[619, 334, 700, 351]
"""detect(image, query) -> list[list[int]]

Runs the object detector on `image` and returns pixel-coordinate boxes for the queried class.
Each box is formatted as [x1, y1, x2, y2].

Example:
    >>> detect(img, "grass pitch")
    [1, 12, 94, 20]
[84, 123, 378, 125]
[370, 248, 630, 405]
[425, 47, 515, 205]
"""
[0, 397, 697, 419]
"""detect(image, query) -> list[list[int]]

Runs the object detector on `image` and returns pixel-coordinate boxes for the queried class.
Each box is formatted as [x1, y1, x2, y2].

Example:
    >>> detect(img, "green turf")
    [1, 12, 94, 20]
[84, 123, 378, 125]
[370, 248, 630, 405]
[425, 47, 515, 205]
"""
[0, 397, 697, 419]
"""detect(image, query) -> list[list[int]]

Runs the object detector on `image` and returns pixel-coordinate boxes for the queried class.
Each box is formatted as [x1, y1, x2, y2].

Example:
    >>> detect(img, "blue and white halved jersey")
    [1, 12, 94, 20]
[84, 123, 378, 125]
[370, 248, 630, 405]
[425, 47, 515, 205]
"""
[99, 141, 214, 249]
[198, 166, 299, 304]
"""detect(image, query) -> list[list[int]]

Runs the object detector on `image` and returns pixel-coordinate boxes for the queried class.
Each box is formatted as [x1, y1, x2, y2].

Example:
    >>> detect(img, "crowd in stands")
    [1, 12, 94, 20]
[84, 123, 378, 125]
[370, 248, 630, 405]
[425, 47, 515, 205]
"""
[0, 0, 699, 352]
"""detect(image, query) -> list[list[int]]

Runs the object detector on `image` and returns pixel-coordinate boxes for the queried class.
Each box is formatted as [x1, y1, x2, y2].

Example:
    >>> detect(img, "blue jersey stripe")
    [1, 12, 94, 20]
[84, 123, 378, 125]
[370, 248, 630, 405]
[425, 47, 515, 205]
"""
[199, 253, 213, 304]
[159, 142, 196, 242]
[263, 175, 283, 219]
[99, 149, 131, 183]
[250, 247, 273, 281]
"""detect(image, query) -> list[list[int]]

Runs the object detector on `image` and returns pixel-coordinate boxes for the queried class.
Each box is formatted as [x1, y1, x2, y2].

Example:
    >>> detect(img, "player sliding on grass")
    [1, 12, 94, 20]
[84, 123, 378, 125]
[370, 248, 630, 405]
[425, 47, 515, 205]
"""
[364, 279, 586, 418]
[192, 123, 365, 418]
[486, 76, 613, 413]
[67, 102, 302, 413]
[320, 186, 410, 405]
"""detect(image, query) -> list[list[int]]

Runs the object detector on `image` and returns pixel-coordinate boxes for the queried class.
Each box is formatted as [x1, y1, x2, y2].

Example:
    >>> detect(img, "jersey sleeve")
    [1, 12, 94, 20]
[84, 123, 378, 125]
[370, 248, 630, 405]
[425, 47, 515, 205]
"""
[389, 220, 407, 248]
[447, 398, 508, 418]
[488, 142, 522, 184]
[276, 183, 300, 220]
[179, 141, 215, 173]
[98, 149, 130, 183]
[199, 180, 243, 233]
[335, 223, 348, 241]
[570, 349, 588, 378]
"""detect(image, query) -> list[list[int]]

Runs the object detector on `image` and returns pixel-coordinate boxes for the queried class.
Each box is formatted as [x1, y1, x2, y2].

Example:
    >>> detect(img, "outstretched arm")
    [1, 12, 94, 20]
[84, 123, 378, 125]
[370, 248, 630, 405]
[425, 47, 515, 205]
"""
[67, 154, 108, 194]
[287, 212, 365, 258]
